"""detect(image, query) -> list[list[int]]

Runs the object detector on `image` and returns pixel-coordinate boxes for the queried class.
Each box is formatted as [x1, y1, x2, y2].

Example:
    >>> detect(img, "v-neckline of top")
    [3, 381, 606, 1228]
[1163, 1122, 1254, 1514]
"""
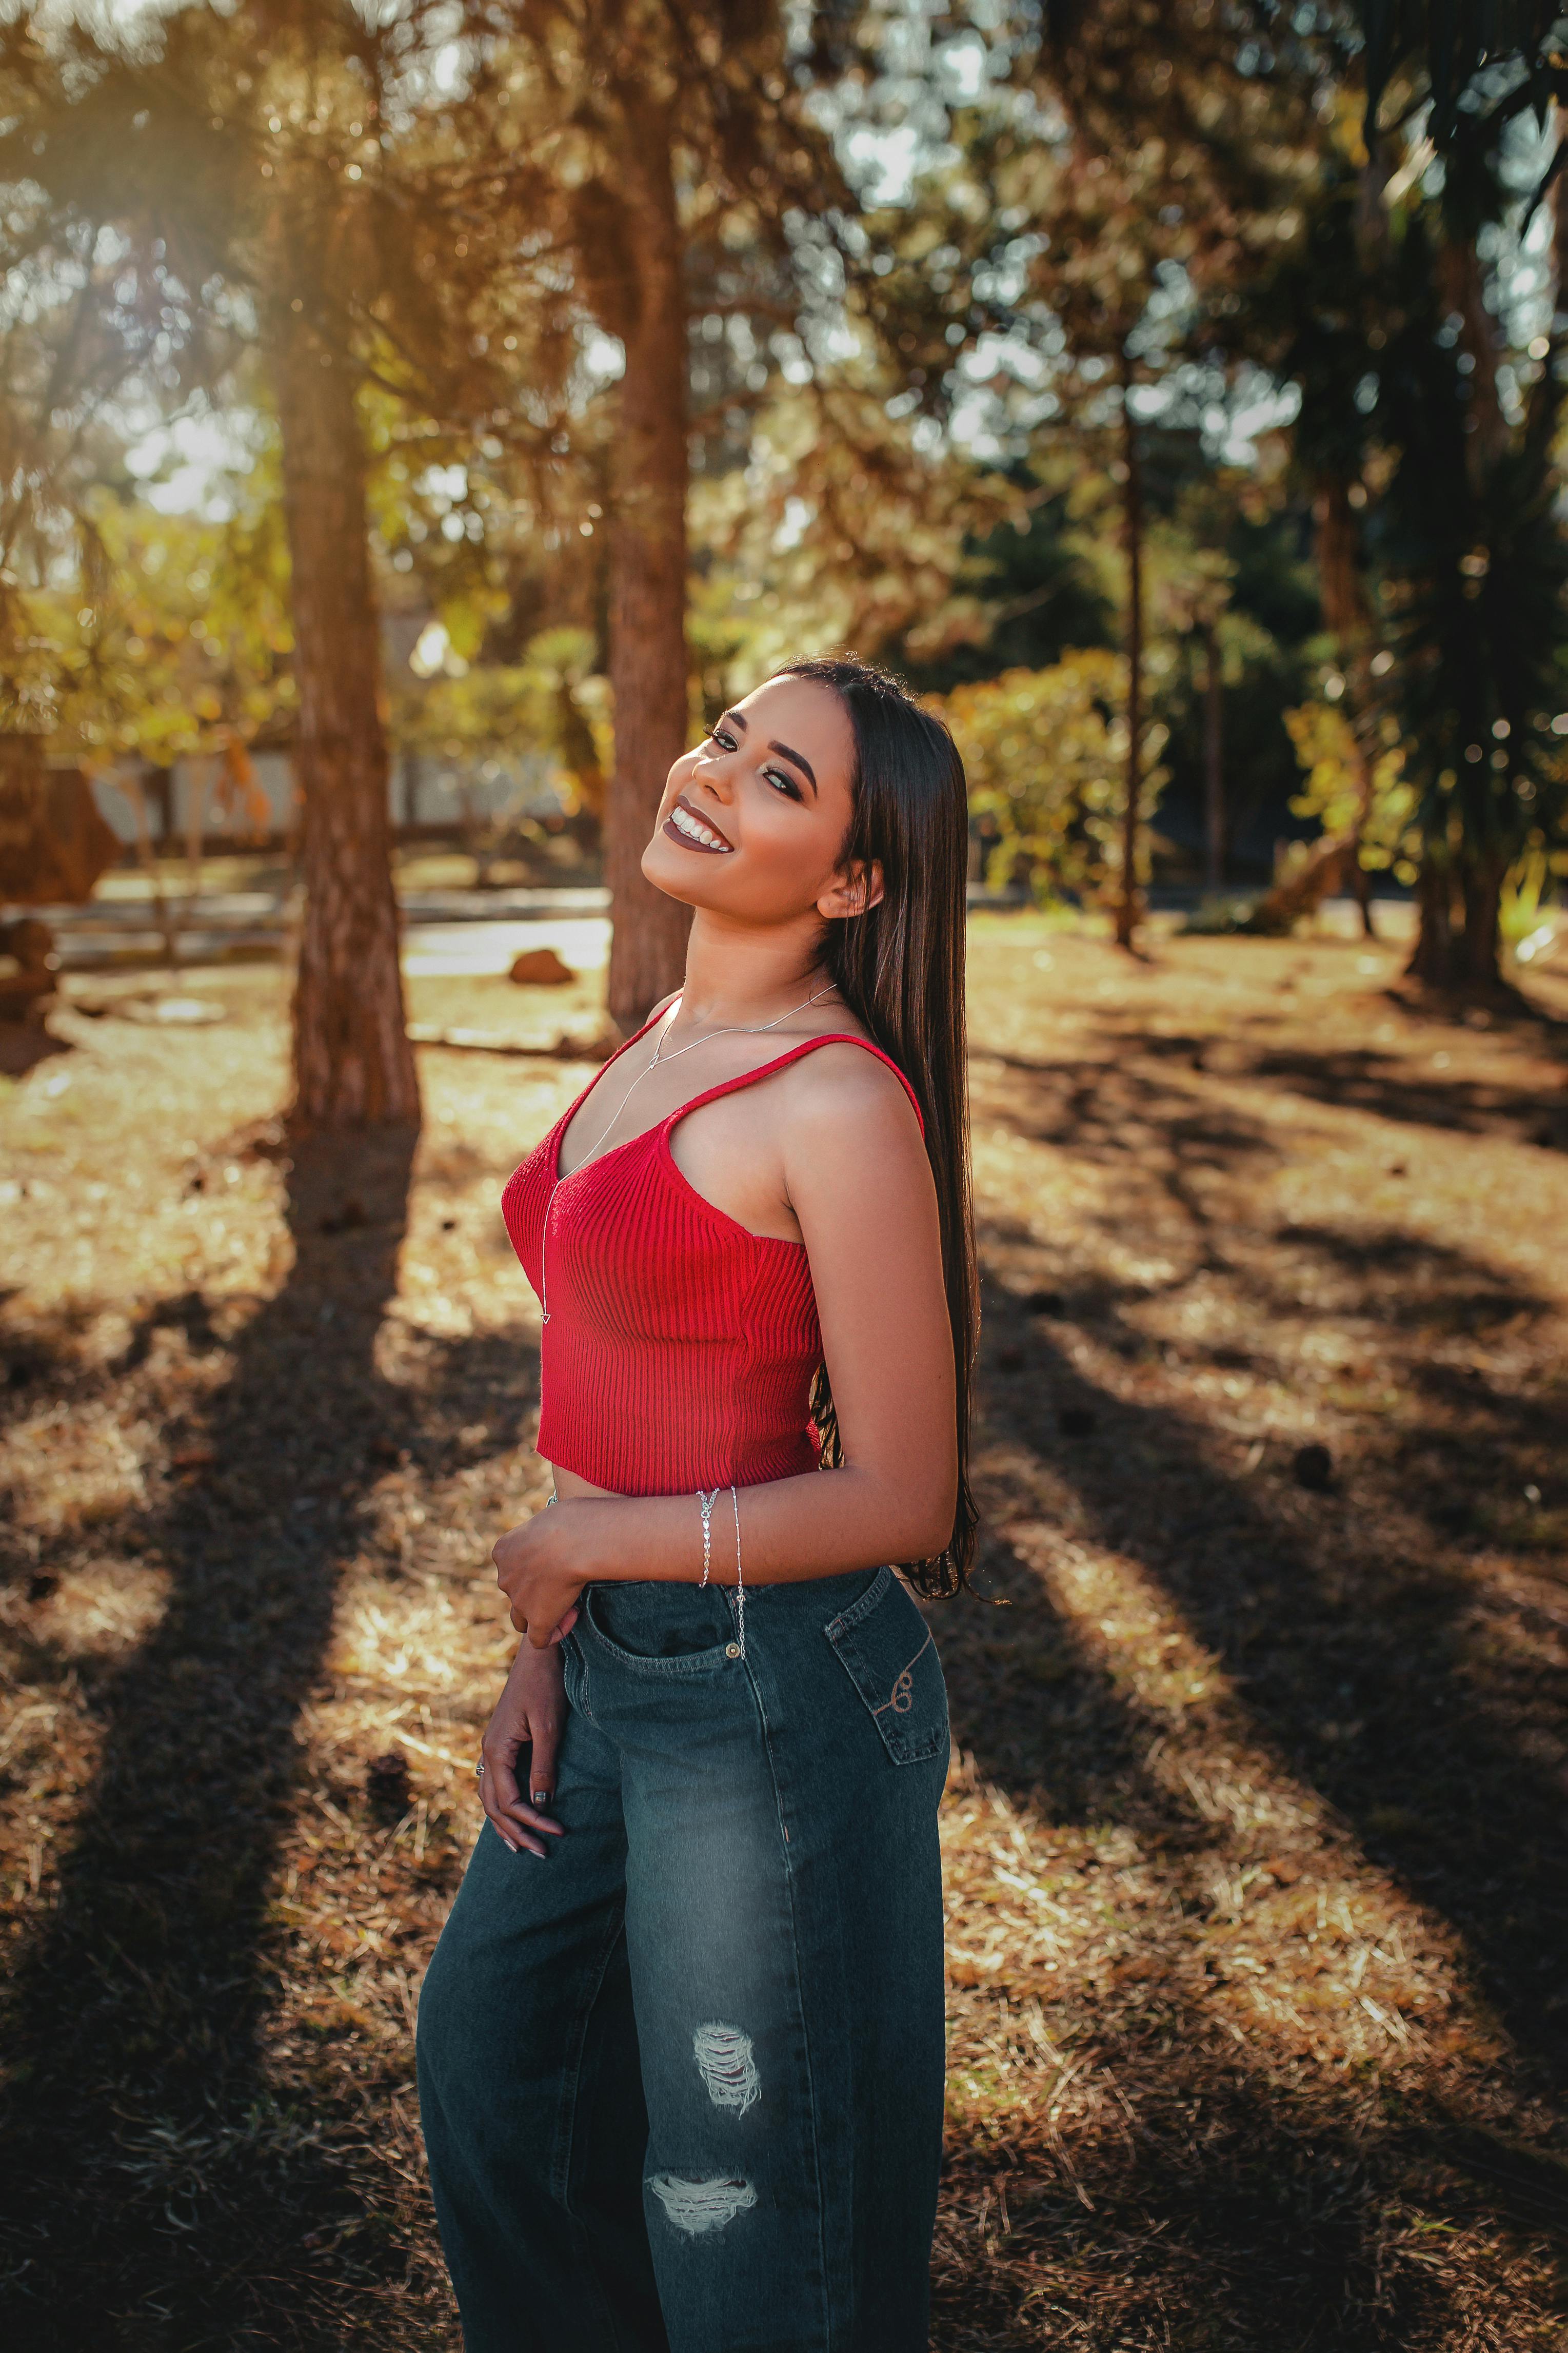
[548, 994, 907, 1187]
[550, 1025, 865, 1189]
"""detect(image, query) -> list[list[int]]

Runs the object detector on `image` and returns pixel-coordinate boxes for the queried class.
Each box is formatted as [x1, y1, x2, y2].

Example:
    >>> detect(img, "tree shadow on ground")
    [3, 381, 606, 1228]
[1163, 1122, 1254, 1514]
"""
[933, 1486, 1567, 2350]
[967, 1208, 1568, 2081]
[0, 1128, 432, 2352]
[929, 1036, 1568, 2342]
[930, 1318, 1568, 2345]
[1005, 1027, 1568, 1153]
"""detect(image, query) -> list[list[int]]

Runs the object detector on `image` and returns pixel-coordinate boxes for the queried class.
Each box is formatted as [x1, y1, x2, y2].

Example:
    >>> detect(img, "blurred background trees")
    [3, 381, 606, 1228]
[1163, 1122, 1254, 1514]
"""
[1, 0, 1564, 1122]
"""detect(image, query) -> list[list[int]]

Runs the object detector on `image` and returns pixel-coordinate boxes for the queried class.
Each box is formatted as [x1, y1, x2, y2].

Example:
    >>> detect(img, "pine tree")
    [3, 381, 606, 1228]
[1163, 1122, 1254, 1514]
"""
[0, 2, 570, 1123]
[859, 0, 1319, 944]
[468, 1, 854, 1027]
[1293, 2, 1568, 984]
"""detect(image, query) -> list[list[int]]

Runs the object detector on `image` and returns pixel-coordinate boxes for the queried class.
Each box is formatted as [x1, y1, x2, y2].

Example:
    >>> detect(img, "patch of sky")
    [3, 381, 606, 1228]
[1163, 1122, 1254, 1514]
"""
[122, 405, 267, 519]
[417, 463, 469, 511]
[844, 124, 923, 206]
[935, 34, 988, 105]
[960, 334, 1045, 388]
[774, 495, 812, 555]
[1488, 109, 1562, 355]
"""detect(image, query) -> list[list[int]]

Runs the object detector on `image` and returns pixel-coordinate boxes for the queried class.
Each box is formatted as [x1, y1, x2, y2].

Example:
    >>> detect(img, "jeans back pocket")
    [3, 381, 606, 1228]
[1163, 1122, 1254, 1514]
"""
[824, 1566, 948, 1766]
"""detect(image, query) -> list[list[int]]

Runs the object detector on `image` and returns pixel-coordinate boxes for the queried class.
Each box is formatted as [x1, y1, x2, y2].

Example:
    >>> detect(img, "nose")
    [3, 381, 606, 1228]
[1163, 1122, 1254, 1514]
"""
[693, 740, 737, 802]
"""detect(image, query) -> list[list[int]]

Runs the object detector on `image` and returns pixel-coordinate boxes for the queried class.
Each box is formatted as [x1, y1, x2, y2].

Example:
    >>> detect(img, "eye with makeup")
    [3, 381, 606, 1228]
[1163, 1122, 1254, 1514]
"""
[702, 724, 803, 801]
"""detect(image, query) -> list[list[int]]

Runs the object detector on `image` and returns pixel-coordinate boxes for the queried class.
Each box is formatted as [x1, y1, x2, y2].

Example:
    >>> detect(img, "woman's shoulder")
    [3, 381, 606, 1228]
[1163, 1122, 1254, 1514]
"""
[776, 1031, 923, 1140]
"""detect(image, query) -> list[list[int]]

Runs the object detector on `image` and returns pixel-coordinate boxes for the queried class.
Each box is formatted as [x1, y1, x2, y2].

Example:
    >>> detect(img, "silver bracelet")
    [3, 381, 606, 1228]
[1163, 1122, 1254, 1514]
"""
[697, 1487, 719, 1586]
[730, 1482, 744, 1659]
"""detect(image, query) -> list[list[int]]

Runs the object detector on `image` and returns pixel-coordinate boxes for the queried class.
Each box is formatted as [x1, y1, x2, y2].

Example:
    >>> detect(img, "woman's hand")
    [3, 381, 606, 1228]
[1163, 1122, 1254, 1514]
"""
[480, 1643, 568, 1858]
[492, 1497, 611, 1648]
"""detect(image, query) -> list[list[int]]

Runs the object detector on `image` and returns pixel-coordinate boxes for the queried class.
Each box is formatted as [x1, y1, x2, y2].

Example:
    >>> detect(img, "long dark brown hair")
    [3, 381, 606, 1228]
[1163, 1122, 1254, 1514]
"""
[777, 653, 979, 1598]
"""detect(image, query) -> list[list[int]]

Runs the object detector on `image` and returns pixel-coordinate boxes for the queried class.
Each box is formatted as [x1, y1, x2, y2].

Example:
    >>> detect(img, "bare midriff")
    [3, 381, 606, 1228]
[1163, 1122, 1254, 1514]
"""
[549, 1463, 624, 1503]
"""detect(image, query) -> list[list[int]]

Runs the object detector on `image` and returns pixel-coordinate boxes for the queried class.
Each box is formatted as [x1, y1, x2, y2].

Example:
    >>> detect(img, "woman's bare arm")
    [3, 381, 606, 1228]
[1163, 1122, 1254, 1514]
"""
[492, 1050, 958, 1641]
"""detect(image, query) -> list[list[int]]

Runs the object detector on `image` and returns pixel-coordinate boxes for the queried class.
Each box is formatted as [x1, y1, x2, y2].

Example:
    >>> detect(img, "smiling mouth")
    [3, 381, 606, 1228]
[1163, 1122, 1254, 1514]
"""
[664, 795, 735, 854]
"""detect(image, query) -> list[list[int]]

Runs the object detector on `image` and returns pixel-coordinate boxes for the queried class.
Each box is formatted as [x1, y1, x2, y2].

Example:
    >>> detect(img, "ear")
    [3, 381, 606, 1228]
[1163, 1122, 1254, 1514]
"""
[817, 857, 885, 921]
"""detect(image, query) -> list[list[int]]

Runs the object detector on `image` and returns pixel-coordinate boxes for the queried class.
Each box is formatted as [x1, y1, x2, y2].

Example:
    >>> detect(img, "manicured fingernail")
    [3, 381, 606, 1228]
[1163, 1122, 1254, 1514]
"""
[532, 1791, 550, 1806]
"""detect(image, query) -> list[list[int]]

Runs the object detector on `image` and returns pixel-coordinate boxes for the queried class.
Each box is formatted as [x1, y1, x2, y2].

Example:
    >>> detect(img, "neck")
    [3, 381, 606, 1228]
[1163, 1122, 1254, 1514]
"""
[671, 905, 836, 1030]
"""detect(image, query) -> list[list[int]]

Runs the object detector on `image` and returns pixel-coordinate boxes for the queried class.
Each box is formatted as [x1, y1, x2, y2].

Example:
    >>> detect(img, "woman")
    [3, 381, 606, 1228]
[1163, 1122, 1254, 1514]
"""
[416, 654, 978, 2353]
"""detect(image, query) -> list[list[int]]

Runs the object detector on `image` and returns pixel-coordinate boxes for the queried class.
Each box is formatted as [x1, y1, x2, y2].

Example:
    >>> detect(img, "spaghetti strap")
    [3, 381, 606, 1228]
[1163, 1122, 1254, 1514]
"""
[662, 1032, 925, 1140]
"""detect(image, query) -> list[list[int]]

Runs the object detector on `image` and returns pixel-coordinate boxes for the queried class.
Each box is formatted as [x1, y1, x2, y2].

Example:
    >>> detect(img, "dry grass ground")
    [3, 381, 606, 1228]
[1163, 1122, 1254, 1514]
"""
[1, 918, 1565, 2351]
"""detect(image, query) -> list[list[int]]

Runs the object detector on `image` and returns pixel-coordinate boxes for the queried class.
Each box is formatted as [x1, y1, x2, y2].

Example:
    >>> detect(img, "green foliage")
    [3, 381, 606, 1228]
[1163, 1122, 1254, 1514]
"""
[691, 367, 1013, 694]
[1497, 839, 1566, 950]
[1283, 698, 1419, 882]
[0, 449, 294, 762]
[940, 652, 1168, 906]
[387, 627, 609, 814]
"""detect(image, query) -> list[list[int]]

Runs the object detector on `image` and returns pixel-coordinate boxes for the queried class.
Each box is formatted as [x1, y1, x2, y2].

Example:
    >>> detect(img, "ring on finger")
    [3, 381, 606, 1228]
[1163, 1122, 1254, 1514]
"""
[474, 1758, 485, 1781]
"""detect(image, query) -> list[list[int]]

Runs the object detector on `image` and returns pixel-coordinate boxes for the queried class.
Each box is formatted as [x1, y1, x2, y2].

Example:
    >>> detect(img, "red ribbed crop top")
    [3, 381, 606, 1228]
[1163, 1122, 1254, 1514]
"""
[501, 1006, 924, 1497]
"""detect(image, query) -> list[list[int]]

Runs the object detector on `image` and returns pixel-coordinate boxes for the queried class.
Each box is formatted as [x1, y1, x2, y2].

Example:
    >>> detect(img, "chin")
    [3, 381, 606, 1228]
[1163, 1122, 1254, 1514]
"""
[640, 834, 734, 909]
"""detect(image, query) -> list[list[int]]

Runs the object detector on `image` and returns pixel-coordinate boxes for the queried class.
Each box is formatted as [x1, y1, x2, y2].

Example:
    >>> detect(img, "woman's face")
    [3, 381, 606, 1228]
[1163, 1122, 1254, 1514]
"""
[641, 674, 881, 923]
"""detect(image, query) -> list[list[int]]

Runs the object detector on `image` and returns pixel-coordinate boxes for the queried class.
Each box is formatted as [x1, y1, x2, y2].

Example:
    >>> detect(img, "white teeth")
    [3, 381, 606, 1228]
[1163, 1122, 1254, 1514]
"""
[672, 805, 731, 850]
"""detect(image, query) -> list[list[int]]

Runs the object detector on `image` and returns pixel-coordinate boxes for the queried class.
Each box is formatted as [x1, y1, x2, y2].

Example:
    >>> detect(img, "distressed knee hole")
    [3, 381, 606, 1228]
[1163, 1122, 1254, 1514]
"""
[647, 2173, 757, 2236]
[692, 2021, 760, 2116]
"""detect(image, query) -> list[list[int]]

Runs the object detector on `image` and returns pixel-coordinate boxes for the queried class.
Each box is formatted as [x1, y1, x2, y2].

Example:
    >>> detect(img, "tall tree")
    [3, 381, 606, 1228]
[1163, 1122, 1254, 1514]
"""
[1251, 145, 1399, 934]
[1274, 1, 1568, 983]
[856, 0, 1319, 944]
[1376, 204, 1568, 986]
[0, 2, 566, 1121]
[473, 0, 853, 1028]
[575, 73, 696, 1028]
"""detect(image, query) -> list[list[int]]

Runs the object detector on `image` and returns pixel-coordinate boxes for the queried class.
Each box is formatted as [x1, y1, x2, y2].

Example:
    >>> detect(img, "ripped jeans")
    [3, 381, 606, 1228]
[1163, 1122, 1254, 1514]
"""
[416, 1565, 950, 2353]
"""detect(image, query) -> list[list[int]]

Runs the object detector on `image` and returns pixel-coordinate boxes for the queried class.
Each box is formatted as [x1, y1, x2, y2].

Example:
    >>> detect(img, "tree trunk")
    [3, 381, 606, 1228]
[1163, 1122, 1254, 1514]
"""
[1115, 363, 1144, 951]
[1247, 834, 1352, 934]
[1554, 103, 1568, 321]
[1407, 853, 1455, 984]
[1437, 239, 1509, 487]
[1355, 123, 1392, 267]
[1312, 473, 1369, 640]
[1309, 473, 1379, 938]
[270, 305, 418, 1129]
[604, 104, 693, 1031]
[147, 762, 174, 843]
[1346, 699, 1379, 940]
[1461, 852, 1505, 988]
[1202, 618, 1224, 891]
[1407, 846, 1507, 989]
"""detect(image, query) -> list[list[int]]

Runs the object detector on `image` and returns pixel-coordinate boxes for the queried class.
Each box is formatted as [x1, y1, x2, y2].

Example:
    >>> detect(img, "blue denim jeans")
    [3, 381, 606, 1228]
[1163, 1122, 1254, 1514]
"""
[416, 1565, 950, 2352]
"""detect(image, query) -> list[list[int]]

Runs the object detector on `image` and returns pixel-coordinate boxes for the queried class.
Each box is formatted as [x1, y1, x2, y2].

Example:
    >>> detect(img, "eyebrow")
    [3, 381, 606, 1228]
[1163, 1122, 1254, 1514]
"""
[768, 740, 818, 796]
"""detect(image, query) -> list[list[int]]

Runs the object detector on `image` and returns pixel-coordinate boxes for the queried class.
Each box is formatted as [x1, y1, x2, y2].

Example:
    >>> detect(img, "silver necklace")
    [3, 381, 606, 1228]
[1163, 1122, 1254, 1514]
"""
[537, 979, 841, 1334]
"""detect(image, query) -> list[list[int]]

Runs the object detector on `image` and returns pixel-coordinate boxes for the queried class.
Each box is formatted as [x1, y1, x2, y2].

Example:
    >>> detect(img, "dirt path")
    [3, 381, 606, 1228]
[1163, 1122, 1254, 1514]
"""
[2, 924, 1564, 2349]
